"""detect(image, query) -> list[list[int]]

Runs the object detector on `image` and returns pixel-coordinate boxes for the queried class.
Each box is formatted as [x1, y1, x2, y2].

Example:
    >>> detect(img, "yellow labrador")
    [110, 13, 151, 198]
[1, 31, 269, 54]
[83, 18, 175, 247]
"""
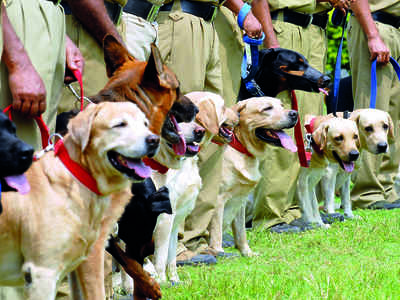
[321, 109, 394, 218]
[0, 102, 157, 300]
[297, 115, 360, 228]
[209, 97, 298, 256]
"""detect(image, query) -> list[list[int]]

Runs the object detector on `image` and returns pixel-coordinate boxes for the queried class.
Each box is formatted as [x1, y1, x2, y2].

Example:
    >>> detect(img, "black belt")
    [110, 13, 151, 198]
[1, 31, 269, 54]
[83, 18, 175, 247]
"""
[160, 0, 218, 22]
[371, 11, 400, 29]
[271, 9, 328, 30]
[61, 1, 122, 24]
[123, 0, 162, 22]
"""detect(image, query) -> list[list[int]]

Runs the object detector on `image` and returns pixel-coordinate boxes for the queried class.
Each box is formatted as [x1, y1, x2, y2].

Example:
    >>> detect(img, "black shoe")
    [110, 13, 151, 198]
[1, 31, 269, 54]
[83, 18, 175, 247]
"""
[269, 223, 303, 233]
[367, 200, 400, 210]
[222, 232, 235, 248]
[176, 254, 216, 267]
[320, 212, 345, 224]
[289, 219, 315, 231]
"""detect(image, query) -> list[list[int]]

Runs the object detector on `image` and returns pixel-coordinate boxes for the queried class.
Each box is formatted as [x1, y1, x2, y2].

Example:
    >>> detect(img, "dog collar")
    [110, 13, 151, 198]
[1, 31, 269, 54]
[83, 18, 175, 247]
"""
[54, 140, 102, 196]
[143, 158, 169, 174]
[304, 117, 323, 156]
[212, 134, 253, 157]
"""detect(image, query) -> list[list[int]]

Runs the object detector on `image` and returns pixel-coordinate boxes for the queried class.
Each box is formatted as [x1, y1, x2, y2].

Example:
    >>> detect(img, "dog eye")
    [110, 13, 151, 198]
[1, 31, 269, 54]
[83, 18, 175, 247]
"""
[113, 121, 127, 128]
[334, 135, 343, 142]
[383, 124, 389, 130]
[354, 134, 358, 140]
[365, 126, 373, 132]
[263, 106, 273, 112]
[144, 120, 149, 127]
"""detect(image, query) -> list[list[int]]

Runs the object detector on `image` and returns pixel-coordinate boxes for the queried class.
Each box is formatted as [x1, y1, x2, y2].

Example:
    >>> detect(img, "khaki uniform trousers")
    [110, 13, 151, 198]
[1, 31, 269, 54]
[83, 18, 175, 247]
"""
[253, 20, 327, 229]
[0, 0, 65, 150]
[177, 7, 243, 254]
[348, 17, 400, 207]
[156, 1, 224, 254]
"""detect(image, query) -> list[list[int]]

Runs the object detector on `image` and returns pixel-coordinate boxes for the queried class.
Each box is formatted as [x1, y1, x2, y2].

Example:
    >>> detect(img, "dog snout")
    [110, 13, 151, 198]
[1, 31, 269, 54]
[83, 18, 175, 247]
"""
[319, 74, 331, 88]
[288, 110, 298, 121]
[194, 127, 205, 142]
[348, 150, 359, 161]
[377, 142, 388, 153]
[145, 134, 160, 157]
[18, 143, 34, 165]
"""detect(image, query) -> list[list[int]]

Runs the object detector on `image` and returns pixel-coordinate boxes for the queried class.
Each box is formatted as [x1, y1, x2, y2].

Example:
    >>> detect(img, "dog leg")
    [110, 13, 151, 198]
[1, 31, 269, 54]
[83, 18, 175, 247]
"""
[166, 227, 180, 284]
[341, 176, 354, 219]
[153, 213, 174, 283]
[22, 262, 58, 300]
[297, 168, 314, 225]
[208, 194, 225, 253]
[322, 164, 338, 214]
[232, 204, 256, 257]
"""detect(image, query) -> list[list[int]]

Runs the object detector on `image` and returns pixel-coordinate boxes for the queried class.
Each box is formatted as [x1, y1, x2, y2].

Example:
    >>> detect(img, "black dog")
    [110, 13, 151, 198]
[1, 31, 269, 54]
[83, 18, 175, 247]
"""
[238, 47, 330, 100]
[0, 111, 34, 213]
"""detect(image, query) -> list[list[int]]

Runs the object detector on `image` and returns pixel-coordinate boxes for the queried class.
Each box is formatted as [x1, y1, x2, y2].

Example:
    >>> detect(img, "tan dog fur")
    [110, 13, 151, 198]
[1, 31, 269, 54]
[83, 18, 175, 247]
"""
[0, 102, 155, 300]
[209, 97, 298, 256]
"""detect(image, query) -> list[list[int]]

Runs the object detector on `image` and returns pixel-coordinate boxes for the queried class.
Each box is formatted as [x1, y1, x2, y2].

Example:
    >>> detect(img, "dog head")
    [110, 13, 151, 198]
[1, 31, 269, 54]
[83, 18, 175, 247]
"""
[67, 102, 159, 194]
[0, 112, 33, 197]
[350, 109, 394, 154]
[185, 92, 239, 145]
[311, 117, 360, 172]
[232, 97, 298, 157]
[90, 35, 196, 137]
[256, 48, 330, 95]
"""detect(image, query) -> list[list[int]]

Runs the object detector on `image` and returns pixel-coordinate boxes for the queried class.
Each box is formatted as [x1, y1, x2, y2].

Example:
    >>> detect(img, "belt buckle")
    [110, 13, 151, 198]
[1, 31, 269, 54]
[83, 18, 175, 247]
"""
[305, 14, 313, 27]
[209, 5, 218, 22]
[147, 4, 161, 23]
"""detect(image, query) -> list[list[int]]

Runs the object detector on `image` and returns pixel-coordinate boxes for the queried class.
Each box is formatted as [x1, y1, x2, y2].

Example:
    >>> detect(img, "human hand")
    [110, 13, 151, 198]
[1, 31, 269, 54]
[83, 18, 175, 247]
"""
[368, 35, 390, 64]
[329, 0, 350, 15]
[243, 12, 262, 38]
[8, 60, 47, 117]
[64, 36, 84, 84]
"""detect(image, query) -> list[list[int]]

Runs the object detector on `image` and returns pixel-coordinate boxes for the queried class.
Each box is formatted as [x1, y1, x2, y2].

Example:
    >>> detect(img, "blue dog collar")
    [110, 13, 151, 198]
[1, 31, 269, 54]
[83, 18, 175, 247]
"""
[237, 3, 251, 30]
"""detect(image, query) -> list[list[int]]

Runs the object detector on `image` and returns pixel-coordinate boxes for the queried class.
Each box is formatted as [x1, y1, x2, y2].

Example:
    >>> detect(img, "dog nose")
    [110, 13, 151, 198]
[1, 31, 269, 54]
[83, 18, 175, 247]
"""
[145, 134, 160, 154]
[18, 143, 34, 164]
[319, 75, 331, 88]
[377, 142, 388, 153]
[288, 110, 298, 120]
[194, 127, 205, 141]
[348, 150, 359, 161]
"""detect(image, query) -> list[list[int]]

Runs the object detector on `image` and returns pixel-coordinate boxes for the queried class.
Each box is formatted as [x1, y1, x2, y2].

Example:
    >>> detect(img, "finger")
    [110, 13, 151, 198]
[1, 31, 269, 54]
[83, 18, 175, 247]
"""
[39, 100, 46, 115]
[30, 100, 40, 117]
[370, 52, 377, 61]
[20, 98, 32, 116]
[12, 97, 22, 112]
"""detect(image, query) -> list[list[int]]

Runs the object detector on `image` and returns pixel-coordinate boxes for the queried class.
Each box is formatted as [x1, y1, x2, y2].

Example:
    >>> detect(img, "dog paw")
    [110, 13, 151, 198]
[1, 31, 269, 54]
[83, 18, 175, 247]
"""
[320, 223, 330, 229]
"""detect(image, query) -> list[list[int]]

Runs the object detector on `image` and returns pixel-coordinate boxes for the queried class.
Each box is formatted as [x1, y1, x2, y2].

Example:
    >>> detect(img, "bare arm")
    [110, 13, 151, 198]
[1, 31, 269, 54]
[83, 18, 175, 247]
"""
[350, 0, 390, 64]
[66, 0, 123, 45]
[1, 3, 46, 117]
[251, 0, 279, 48]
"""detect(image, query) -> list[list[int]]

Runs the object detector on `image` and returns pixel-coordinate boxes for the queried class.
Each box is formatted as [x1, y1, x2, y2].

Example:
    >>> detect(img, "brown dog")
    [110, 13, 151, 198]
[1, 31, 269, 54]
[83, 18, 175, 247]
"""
[0, 102, 157, 300]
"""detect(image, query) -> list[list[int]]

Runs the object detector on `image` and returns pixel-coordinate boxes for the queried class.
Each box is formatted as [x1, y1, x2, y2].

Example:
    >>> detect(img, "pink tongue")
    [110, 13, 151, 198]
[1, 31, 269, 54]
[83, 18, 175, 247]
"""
[275, 131, 297, 152]
[319, 88, 329, 96]
[4, 174, 30, 194]
[221, 127, 233, 137]
[126, 159, 152, 179]
[343, 162, 355, 173]
[170, 115, 186, 156]
[187, 144, 200, 153]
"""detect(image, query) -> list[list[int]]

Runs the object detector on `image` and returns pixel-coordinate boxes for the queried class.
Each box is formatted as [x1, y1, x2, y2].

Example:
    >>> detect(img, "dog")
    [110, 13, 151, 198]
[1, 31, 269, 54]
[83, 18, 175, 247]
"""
[148, 92, 239, 285]
[297, 115, 360, 228]
[0, 112, 34, 213]
[208, 97, 298, 256]
[320, 109, 394, 218]
[0, 102, 157, 300]
[238, 48, 330, 100]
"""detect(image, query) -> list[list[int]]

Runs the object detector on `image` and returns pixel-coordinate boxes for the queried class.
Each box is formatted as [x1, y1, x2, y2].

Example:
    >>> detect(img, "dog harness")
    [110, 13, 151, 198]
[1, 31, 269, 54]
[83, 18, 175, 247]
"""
[143, 157, 169, 174]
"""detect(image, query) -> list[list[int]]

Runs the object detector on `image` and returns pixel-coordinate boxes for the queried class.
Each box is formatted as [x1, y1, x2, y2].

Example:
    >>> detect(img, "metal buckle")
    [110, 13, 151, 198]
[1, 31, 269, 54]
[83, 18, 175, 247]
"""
[147, 4, 161, 23]
[305, 133, 313, 152]
[209, 5, 218, 22]
[305, 14, 313, 27]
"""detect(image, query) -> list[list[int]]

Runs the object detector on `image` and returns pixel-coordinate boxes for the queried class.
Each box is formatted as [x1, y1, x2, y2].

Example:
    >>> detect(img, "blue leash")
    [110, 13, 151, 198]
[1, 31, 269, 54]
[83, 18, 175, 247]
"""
[332, 10, 349, 116]
[370, 57, 400, 108]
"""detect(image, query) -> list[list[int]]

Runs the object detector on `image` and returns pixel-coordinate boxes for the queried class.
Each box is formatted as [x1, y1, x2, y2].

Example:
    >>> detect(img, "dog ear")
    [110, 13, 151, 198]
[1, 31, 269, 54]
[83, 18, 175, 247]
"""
[195, 99, 220, 136]
[312, 123, 329, 150]
[143, 44, 179, 89]
[103, 35, 133, 77]
[350, 109, 361, 127]
[386, 112, 395, 142]
[232, 100, 248, 114]
[68, 103, 100, 152]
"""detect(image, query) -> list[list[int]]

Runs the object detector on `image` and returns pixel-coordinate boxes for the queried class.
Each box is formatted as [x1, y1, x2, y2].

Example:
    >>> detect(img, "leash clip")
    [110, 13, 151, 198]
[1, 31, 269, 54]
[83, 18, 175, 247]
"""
[305, 133, 313, 152]
[67, 84, 92, 107]
[33, 133, 63, 161]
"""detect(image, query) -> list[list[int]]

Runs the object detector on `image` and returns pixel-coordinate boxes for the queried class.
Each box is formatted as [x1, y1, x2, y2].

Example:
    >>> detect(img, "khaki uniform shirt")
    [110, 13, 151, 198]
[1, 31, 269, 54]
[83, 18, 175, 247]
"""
[368, 0, 400, 16]
[268, 0, 331, 14]
[163, 0, 221, 7]
[107, 0, 128, 6]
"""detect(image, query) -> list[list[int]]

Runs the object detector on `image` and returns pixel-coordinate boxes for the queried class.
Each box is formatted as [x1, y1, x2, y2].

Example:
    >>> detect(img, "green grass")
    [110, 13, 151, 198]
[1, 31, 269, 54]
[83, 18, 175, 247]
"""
[160, 209, 400, 300]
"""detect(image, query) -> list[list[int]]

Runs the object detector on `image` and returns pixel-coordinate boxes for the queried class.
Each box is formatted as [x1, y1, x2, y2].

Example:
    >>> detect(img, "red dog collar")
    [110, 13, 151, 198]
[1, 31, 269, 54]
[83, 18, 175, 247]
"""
[54, 140, 102, 196]
[143, 157, 169, 174]
[212, 134, 253, 157]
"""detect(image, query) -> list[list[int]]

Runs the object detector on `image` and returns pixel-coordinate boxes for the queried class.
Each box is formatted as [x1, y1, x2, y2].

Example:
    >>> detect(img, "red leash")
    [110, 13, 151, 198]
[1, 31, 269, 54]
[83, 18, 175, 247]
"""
[290, 90, 309, 168]
[72, 69, 85, 111]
